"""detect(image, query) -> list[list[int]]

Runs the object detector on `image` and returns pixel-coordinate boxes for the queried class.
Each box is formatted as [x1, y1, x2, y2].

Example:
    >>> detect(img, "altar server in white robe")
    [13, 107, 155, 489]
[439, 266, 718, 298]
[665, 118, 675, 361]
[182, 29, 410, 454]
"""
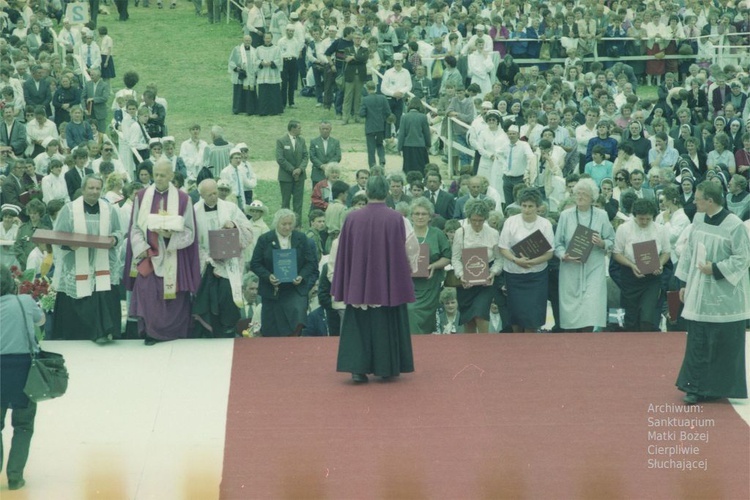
[52, 175, 123, 343]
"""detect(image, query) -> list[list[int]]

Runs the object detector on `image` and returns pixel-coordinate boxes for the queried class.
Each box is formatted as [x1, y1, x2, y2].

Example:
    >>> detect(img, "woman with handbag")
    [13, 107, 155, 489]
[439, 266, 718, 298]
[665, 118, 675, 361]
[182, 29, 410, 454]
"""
[451, 198, 503, 333]
[0, 265, 45, 491]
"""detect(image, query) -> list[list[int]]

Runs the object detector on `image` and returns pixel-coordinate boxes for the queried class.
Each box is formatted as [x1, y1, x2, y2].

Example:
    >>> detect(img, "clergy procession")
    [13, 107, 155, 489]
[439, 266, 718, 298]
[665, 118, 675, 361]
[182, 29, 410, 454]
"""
[1, 3, 750, 490]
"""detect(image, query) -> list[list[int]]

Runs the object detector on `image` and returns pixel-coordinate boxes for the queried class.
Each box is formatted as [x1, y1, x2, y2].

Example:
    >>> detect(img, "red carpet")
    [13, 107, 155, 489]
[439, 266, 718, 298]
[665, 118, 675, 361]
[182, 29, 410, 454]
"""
[221, 334, 749, 499]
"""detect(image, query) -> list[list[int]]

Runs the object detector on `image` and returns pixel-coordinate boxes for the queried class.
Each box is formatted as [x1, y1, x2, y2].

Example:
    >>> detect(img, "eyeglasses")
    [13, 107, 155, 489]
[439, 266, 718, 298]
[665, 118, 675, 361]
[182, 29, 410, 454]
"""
[615, 177, 625, 181]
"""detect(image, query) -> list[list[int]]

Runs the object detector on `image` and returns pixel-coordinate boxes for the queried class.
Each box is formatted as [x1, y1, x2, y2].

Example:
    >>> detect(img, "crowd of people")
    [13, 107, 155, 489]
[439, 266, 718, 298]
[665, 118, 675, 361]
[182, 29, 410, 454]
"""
[2, 2, 750, 486]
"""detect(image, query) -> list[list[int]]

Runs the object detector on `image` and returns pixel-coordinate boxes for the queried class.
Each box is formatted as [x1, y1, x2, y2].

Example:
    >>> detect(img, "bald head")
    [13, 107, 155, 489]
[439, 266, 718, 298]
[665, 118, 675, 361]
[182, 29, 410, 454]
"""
[199, 178, 219, 207]
[152, 159, 174, 191]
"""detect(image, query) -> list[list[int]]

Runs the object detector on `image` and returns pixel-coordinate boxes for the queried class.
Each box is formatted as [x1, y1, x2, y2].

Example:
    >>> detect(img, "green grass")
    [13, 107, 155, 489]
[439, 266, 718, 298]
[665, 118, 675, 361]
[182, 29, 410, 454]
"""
[106, 6, 369, 224]
[108, 7, 366, 160]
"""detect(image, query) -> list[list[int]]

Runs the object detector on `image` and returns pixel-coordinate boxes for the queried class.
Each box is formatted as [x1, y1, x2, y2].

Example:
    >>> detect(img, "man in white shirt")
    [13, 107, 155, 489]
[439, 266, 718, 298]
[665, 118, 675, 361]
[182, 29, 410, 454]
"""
[278, 25, 303, 108]
[245, 0, 266, 47]
[92, 142, 129, 181]
[461, 24, 493, 55]
[500, 125, 536, 205]
[220, 147, 255, 210]
[236, 142, 257, 205]
[380, 53, 412, 134]
[179, 124, 208, 180]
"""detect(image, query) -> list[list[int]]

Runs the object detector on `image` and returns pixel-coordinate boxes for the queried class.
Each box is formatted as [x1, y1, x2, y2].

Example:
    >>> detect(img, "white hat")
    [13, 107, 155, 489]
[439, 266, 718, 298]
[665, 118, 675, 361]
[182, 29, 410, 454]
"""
[476, 24, 486, 31]
[230, 147, 243, 157]
[161, 136, 175, 144]
[246, 200, 268, 214]
[149, 138, 162, 147]
[286, 24, 296, 31]
[393, 53, 404, 61]
[1, 203, 21, 216]
[290, 12, 299, 20]
[236, 142, 249, 150]
[481, 101, 493, 109]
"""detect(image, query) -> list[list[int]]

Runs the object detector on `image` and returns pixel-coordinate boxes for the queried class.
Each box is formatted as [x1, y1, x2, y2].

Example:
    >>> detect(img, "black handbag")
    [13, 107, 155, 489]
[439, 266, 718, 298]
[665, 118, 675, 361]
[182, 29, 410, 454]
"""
[17, 297, 69, 403]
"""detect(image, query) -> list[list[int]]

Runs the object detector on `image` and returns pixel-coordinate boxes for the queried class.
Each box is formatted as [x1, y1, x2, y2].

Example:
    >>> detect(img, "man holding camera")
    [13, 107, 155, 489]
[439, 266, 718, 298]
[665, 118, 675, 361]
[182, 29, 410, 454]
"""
[228, 35, 256, 116]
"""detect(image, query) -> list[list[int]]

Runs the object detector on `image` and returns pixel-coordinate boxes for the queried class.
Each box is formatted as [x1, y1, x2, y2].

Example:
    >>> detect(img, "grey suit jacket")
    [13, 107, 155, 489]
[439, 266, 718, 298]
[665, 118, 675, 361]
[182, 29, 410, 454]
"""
[22, 77, 52, 108]
[359, 93, 391, 135]
[81, 79, 111, 123]
[0, 120, 27, 157]
[428, 189, 456, 220]
[397, 109, 431, 149]
[308, 136, 341, 184]
[276, 134, 308, 182]
[625, 187, 656, 201]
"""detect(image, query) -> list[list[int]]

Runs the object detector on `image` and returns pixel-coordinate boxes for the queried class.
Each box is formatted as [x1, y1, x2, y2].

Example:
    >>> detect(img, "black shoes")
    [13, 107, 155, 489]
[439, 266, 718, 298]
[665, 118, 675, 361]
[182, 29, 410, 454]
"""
[351, 373, 368, 383]
[683, 393, 699, 404]
[684, 393, 723, 405]
[144, 336, 158, 346]
[8, 479, 25, 490]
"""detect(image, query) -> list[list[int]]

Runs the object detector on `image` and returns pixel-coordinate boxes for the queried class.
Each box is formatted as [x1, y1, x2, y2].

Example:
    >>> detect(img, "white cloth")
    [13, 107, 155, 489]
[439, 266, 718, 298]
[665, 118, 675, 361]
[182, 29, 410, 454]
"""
[675, 211, 750, 323]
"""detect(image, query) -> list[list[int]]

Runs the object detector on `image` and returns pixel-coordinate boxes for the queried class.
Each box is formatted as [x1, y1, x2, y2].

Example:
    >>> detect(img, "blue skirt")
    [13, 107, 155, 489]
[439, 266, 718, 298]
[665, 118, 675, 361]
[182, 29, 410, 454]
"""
[505, 269, 548, 329]
[101, 55, 116, 79]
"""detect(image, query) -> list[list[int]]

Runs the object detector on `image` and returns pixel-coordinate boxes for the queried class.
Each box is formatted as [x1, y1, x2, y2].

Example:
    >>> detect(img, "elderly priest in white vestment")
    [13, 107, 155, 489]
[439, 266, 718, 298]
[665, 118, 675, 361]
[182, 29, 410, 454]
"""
[193, 179, 254, 337]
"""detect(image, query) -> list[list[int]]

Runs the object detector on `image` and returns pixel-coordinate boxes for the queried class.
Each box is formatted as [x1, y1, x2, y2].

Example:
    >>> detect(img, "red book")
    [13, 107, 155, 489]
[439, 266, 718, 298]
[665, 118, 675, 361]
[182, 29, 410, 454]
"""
[208, 228, 242, 260]
[462, 247, 490, 285]
[667, 291, 681, 322]
[31, 229, 112, 249]
[566, 225, 596, 263]
[633, 240, 660, 275]
[412, 243, 430, 278]
[511, 229, 552, 259]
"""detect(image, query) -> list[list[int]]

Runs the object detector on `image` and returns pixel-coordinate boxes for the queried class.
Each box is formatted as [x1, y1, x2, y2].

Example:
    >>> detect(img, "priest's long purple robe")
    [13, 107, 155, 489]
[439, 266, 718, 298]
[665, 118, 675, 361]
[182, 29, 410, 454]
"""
[332, 202, 415, 306]
[123, 187, 201, 340]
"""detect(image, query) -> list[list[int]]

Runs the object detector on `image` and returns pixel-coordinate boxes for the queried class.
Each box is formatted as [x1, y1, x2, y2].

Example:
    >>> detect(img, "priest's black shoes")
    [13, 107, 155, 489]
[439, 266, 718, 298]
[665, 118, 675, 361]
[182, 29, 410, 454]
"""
[351, 373, 368, 383]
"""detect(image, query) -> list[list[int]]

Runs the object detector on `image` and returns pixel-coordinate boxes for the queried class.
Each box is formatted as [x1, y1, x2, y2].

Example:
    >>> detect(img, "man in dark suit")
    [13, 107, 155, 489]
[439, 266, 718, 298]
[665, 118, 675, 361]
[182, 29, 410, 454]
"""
[275, 120, 308, 225]
[81, 68, 111, 133]
[143, 89, 166, 138]
[453, 176, 487, 219]
[384, 173, 411, 209]
[64, 148, 94, 199]
[711, 75, 732, 117]
[359, 80, 390, 168]
[346, 168, 369, 206]
[342, 31, 368, 125]
[1, 161, 25, 208]
[22, 65, 52, 113]
[0, 106, 27, 157]
[424, 170, 455, 220]
[624, 169, 655, 201]
[308, 121, 342, 186]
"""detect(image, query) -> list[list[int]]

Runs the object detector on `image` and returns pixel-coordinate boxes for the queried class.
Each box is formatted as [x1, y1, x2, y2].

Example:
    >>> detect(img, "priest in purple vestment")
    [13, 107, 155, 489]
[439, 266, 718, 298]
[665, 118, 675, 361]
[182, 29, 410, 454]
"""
[332, 175, 420, 382]
[123, 160, 201, 345]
